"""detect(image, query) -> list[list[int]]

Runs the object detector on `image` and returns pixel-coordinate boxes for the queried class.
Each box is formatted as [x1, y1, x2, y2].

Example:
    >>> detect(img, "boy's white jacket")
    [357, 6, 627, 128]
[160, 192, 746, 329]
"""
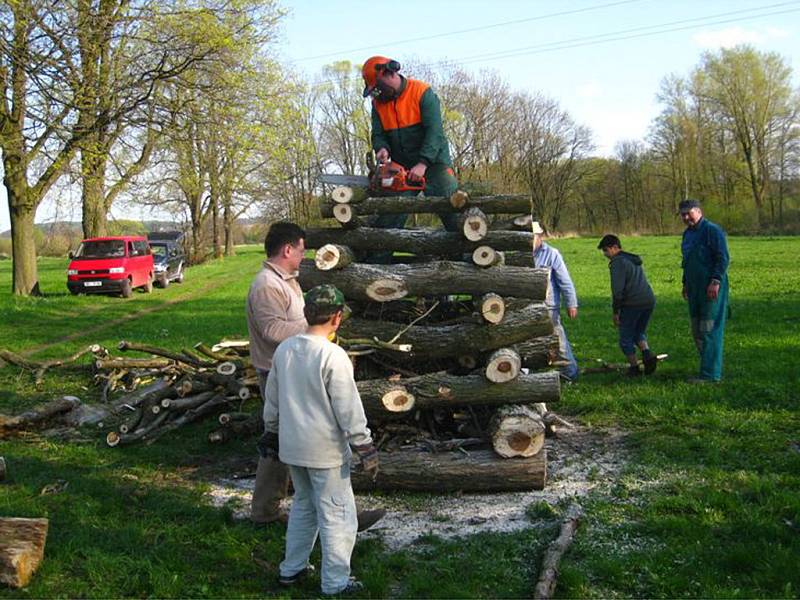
[263, 333, 373, 468]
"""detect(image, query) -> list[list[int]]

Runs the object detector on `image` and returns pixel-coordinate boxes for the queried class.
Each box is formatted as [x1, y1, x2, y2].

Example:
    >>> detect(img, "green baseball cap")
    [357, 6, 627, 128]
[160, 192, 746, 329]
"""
[305, 284, 350, 316]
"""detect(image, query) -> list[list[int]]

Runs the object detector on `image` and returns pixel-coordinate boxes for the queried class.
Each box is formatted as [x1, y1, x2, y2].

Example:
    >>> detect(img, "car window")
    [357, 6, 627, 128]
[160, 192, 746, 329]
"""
[150, 244, 167, 258]
[134, 241, 150, 255]
[74, 240, 126, 259]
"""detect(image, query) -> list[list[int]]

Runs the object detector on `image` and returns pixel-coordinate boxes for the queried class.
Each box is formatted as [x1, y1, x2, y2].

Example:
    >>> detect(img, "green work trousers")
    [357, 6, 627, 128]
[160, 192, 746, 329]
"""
[684, 246, 728, 381]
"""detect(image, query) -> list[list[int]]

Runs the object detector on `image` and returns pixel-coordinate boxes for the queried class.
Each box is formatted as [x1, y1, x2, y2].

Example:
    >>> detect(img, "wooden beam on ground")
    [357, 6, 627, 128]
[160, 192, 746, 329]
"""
[0, 517, 49, 588]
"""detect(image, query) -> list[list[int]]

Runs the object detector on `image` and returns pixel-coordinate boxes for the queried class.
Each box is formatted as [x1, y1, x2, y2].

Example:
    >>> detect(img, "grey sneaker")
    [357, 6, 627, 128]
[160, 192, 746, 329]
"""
[278, 564, 315, 586]
[324, 578, 364, 596]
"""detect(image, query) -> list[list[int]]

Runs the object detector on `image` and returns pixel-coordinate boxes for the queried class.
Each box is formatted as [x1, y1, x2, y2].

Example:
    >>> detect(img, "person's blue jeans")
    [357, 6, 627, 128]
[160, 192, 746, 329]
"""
[552, 310, 579, 380]
[280, 463, 358, 595]
[618, 306, 653, 356]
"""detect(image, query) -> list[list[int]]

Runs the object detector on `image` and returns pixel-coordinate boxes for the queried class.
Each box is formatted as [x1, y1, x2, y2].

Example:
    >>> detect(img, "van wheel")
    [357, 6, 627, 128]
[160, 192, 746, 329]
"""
[121, 279, 133, 298]
[159, 274, 170, 288]
[144, 276, 153, 294]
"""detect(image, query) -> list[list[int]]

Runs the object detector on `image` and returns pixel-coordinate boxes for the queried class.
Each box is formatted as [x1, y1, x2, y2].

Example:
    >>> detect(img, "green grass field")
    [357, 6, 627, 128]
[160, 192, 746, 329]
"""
[1, 236, 799, 598]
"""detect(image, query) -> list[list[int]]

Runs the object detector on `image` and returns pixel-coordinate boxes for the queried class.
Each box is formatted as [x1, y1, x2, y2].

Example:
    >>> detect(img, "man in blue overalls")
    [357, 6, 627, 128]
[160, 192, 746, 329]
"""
[679, 199, 730, 383]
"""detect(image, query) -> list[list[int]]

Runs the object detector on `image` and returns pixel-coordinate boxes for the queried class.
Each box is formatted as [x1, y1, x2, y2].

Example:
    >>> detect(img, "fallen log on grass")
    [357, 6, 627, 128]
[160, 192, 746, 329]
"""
[299, 260, 549, 303]
[0, 397, 82, 434]
[534, 504, 583, 600]
[0, 517, 49, 588]
[350, 449, 546, 492]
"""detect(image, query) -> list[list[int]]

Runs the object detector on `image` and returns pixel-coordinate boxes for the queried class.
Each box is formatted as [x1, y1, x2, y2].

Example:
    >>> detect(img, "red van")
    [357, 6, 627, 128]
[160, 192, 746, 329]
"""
[67, 236, 154, 298]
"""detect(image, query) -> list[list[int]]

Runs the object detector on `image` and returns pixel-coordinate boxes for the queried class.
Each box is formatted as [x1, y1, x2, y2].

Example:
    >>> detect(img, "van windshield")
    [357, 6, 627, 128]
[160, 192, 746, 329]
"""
[149, 244, 167, 258]
[74, 240, 126, 259]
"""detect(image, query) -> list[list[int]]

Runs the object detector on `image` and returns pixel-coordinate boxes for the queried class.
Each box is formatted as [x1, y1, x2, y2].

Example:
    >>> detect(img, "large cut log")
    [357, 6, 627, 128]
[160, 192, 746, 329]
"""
[299, 260, 549, 302]
[472, 245, 504, 267]
[315, 244, 355, 271]
[515, 335, 561, 369]
[305, 227, 535, 253]
[485, 348, 522, 383]
[357, 371, 560, 420]
[458, 207, 489, 242]
[341, 302, 553, 359]
[0, 517, 48, 588]
[0, 397, 81, 433]
[350, 449, 546, 492]
[488, 405, 545, 458]
[320, 194, 533, 217]
[503, 251, 535, 268]
[477, 293, 505, 324]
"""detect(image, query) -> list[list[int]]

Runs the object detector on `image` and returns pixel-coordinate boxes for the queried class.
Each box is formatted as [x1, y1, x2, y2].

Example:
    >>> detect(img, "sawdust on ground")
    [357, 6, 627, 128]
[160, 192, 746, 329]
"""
[206, 424, 629, 551]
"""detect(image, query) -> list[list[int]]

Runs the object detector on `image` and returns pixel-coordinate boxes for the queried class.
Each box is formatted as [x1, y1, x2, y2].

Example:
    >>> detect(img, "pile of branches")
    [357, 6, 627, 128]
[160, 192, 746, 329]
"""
[0, 341, 259, 446]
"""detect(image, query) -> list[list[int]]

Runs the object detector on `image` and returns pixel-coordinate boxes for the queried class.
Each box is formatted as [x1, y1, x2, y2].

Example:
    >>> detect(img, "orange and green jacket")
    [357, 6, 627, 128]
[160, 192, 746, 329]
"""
[371, 77, 452, 170]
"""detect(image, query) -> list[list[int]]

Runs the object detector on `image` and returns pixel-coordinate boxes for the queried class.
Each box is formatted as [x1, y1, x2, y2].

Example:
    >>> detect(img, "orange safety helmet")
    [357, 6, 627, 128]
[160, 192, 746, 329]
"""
[361, 55, 401, 97]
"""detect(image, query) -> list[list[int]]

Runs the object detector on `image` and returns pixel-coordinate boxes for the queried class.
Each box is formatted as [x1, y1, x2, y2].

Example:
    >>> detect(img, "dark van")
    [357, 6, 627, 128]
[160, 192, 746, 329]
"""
[67, 236, 154, 298]
[148, 231, 186, 287]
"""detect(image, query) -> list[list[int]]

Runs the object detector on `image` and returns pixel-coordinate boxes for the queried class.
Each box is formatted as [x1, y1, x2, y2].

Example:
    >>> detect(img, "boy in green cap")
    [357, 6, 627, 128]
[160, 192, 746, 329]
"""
[263, 284, 378, 596]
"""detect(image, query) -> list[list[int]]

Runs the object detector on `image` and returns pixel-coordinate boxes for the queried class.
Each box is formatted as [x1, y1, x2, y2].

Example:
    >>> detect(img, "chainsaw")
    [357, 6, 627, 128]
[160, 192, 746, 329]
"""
[319, 157, 425, 194]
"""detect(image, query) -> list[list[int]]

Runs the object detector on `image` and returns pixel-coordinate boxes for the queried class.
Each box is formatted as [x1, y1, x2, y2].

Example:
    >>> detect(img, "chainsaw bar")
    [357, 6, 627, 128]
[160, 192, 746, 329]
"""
[319, 173, 370, 187]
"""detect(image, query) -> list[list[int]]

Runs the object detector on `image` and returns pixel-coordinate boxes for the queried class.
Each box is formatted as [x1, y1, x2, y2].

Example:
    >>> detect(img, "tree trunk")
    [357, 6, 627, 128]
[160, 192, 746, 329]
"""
[305, 227, 535, 254]
[340, 302, 553, 359]
[488, 404, 545, 458]
[8, 202, 40, 296]
[81, 148, 109, 238]
[350, 449, 546, 492]
[223, 201, 236, 257]
[299, 260, 549, 302]
[320, 194, 533, 217]
[356, 371, 560, 420]
[0, 517, 49, 588]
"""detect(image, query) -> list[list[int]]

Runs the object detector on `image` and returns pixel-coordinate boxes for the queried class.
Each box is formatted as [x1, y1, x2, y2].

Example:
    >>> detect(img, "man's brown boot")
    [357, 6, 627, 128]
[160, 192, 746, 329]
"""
[356, 508, 386, 532]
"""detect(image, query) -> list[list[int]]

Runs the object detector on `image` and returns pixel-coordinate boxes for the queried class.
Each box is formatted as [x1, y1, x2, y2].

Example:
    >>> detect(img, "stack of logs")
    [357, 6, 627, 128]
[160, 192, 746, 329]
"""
[301, 188, 564, 492]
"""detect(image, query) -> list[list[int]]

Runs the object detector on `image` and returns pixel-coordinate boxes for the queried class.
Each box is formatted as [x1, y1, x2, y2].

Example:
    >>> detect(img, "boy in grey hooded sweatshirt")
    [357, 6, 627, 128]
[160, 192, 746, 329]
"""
[598, 235, 658, 376]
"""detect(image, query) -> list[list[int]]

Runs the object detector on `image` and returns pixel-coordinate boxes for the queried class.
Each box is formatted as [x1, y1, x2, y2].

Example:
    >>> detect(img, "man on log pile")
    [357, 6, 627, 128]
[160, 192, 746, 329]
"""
[532, 221, 580, 381]
[246, 222, 385, 529]
[679, 199, 730, 383]
[264, 285, 379, 595]
[361, 55, 459, 262]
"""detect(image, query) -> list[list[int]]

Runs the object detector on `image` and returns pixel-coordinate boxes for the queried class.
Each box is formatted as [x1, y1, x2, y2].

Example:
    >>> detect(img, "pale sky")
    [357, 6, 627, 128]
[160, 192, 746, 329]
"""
[2, 0, 799, 232]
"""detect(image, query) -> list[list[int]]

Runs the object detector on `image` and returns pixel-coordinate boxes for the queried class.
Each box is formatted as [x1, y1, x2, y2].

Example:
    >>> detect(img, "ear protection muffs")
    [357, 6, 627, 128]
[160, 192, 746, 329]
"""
[381, 59, 401, 73]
